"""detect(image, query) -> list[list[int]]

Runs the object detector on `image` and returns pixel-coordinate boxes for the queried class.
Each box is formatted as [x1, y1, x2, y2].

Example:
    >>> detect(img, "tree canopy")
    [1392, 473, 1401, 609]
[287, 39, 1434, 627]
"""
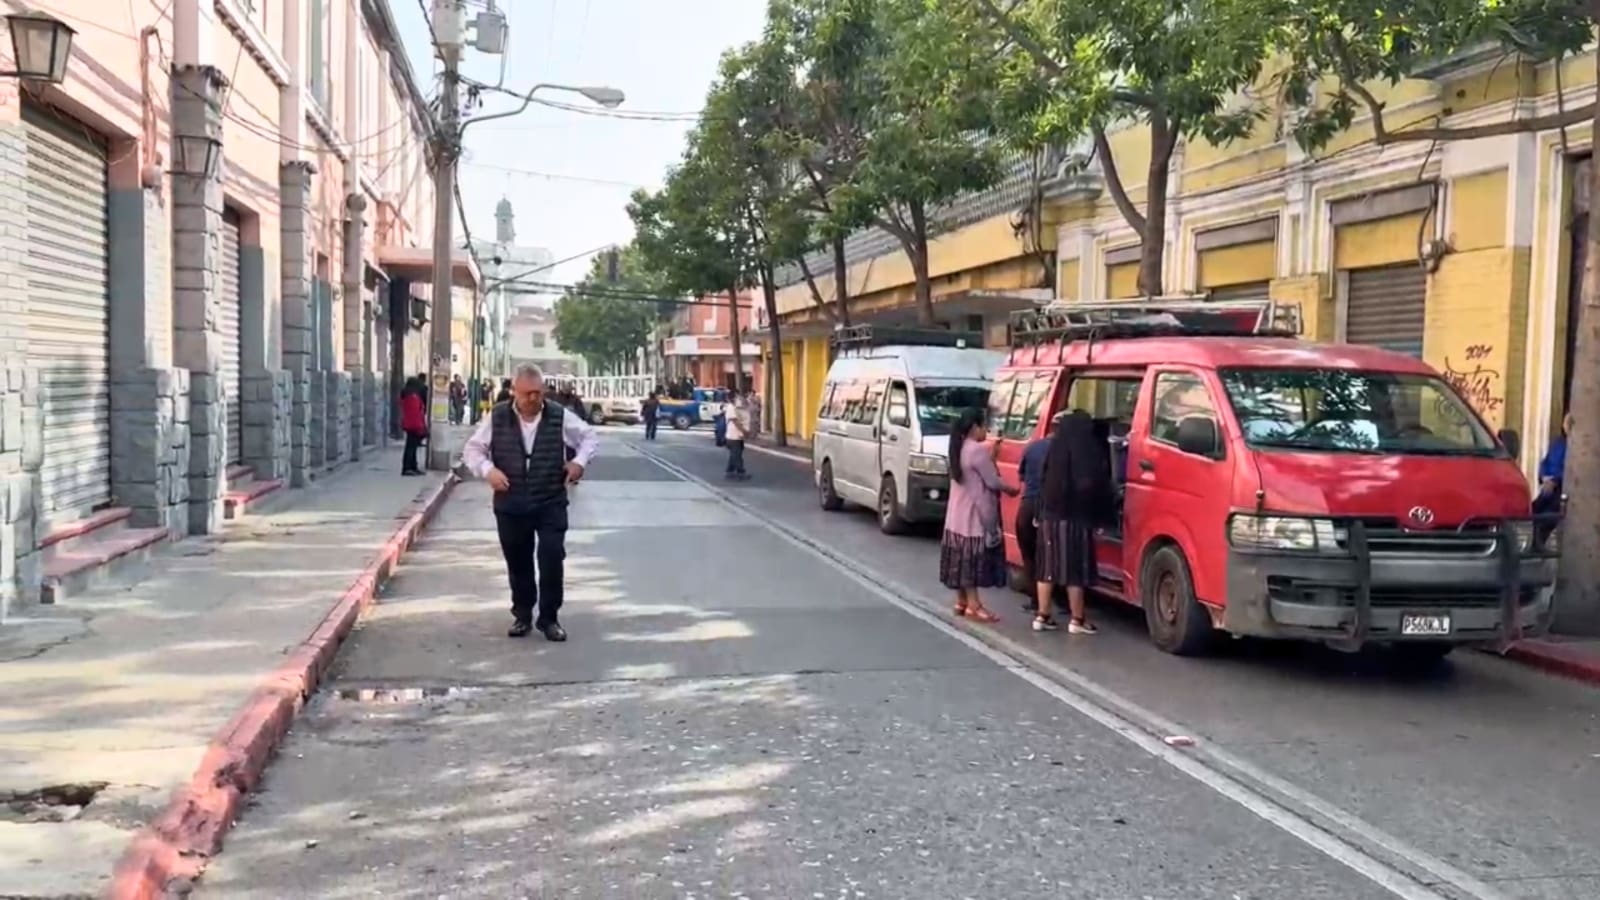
[551, 244, 663, 374]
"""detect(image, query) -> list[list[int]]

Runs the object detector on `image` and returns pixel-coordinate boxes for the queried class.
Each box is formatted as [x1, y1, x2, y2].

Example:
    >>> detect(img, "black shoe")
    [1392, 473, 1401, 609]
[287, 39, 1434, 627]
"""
[508, 620, 532, 638]
[539, 622, 568, 642]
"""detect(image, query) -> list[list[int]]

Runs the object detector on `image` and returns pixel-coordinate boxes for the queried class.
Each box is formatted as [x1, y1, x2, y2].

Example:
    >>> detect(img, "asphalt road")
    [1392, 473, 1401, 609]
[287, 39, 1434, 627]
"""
[196, 429, 1600, 899]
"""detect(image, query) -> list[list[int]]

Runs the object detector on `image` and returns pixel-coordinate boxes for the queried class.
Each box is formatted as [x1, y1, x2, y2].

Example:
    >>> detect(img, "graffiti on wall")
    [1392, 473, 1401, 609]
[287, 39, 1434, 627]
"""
[1440, 344, 1505, 422]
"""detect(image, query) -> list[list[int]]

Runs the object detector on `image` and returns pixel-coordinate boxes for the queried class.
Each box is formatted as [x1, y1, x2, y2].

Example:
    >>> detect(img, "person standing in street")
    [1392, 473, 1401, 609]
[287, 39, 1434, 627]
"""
[1034, 409, 1109, 634]
[1014, 413, 1061, 609]
[495, 378, 512, 405]
[449, 374, 467, 425]
[399, 376, 427, 476]
[940, 408, 1016, 622]
[724, 389, 750, 480]
[642, 391, 660, 441]
[462, 364, 599, 642]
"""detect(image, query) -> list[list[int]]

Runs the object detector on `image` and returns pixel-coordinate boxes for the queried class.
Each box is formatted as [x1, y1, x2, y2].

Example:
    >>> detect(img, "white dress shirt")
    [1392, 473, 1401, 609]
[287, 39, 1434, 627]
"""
[462, 404, 599, 479]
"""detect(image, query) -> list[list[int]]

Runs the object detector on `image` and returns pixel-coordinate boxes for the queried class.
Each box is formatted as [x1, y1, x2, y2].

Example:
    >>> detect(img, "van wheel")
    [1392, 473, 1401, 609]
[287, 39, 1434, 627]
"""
[1142, 545, 1214, 656]
[818, 461, 845, 511]
[672, 412, 692, 430]
[877, 475, 909, 535]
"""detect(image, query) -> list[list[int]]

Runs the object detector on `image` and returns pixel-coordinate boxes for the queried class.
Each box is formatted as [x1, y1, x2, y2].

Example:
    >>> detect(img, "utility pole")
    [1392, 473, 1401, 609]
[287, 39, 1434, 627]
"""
[427, 0, 464, 470]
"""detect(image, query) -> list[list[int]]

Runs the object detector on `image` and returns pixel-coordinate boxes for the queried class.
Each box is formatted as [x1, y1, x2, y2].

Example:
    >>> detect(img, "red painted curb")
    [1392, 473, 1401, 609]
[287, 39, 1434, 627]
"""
[1497, 639, 1600, 687]
[104, 476, 460, 900]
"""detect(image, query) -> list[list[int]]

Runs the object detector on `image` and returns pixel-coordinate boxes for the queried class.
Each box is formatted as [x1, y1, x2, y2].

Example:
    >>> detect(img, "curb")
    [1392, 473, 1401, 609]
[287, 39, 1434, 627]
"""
[104, 475, 460, 900]
[1494, 639, 1600, 686]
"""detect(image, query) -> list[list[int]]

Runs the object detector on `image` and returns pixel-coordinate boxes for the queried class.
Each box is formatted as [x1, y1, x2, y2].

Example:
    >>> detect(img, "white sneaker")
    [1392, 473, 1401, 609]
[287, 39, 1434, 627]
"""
[1068, 620, 1098, 635]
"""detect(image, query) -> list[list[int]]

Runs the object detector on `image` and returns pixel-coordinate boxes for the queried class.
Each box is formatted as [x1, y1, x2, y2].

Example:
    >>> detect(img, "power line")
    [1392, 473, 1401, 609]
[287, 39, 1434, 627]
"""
[482, 243, 618, 289]
[462, 161, 654, 189]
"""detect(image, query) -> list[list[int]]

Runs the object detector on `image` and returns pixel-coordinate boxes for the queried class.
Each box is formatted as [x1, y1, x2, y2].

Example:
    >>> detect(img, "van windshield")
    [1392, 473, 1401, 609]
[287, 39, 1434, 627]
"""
[916, 385, 991, 436]
[1218, 368, 1499, 457]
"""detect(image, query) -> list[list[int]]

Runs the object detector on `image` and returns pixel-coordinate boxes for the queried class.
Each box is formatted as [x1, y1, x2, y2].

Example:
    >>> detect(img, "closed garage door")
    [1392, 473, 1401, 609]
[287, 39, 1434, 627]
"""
[220, 208, 243, 463]
[22, 103, 111, 525]
[1345, 264, 1426, 357]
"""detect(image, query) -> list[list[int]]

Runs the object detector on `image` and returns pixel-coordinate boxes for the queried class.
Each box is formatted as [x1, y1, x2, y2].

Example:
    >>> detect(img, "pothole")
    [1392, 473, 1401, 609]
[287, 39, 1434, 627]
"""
[332, 686, 484, 704]
[0, 782, 109, 824]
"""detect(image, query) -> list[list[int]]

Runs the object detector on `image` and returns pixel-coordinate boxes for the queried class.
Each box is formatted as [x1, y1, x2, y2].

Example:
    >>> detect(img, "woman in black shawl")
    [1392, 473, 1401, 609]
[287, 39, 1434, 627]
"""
[1033, 409, 1111, 634]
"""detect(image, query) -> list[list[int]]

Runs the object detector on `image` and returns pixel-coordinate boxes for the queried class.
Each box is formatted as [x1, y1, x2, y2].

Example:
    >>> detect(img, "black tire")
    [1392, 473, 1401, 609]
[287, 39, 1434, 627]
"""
[877, 474, 910, 535]
[818, 460, 845, 511]
[589, 404, 604, 423]
[672, 413, 692, 430]
[1384, 643, 1454, 673]
[1142, 544, 1214, 656]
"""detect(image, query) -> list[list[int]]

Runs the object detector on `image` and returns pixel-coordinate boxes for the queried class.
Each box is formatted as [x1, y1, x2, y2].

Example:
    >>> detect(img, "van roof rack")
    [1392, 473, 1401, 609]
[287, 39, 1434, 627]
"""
[830, 324, 982, 352]
[1008, 298, 1300, 347]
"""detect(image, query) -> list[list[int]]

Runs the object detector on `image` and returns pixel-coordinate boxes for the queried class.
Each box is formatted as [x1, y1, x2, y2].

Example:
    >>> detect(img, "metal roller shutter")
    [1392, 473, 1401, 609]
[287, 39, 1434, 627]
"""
[22, 103, 111, 525]
[220, 208, 243, 463]
[1345, 264, 1426, 357]
[1207, 281, 1270, 303]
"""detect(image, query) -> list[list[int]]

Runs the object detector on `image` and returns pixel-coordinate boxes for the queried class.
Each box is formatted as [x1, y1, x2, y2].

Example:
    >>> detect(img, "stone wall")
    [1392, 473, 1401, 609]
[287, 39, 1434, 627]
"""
[307, 372, 326, 470]
[364, 371, 383, 446]
[109, 368, 190, 540]
[0, 365, 42, 621]
[241, 369, 291, 481]
[329, 371, 351, 466]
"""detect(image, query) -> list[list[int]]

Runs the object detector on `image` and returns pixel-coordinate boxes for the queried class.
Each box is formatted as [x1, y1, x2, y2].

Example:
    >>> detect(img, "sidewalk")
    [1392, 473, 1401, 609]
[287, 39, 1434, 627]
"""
[1499, 635, 1600, 685]
[0, 446, 449, 899]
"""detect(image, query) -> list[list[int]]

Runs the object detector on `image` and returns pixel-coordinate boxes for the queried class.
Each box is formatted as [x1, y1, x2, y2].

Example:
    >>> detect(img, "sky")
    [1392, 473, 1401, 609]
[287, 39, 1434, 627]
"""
[389, 0, 768, 291]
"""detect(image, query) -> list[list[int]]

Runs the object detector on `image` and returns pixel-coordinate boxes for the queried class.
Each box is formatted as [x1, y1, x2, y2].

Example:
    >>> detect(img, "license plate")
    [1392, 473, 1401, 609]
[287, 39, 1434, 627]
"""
[1400, 614, 1452, 636]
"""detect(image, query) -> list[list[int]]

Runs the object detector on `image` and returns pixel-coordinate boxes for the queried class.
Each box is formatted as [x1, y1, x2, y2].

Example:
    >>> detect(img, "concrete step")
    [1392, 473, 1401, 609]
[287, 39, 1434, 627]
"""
[38, 507, 134, 561]
[40, 522, 168, 605]
[224, 469, 284, 521]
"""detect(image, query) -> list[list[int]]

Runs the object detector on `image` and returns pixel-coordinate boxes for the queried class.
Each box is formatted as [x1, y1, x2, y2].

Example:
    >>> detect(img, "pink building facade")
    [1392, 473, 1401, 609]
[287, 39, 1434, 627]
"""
[0, 1, 456, 615]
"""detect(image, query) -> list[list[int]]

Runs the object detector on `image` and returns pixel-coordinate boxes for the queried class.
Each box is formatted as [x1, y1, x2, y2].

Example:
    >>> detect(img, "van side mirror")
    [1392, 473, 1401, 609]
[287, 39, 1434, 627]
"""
[1497, 428, 1521, 459]
[1176, 416, 1222, 459]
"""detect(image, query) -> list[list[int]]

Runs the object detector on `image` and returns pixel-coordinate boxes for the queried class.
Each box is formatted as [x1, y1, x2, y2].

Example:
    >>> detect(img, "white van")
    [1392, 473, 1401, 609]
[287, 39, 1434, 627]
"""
[812, 327, 1004, 534]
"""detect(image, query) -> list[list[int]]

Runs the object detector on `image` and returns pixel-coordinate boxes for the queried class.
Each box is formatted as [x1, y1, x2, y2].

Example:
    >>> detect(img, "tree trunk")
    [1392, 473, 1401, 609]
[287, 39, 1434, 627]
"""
[1554, 49, 1600, 635]
[727, 286, 745, 393]
[832, 236, 852, 327]
[761, 263, 788, 446]
[1138, 117, 1175, 297]
[908, 200, 935, 326]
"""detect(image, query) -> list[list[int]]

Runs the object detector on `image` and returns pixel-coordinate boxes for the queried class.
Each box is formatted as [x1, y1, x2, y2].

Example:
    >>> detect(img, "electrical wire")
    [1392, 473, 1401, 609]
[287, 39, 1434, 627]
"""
[461, 160, 653, 189]
[527, 96, 711, 121]
[483, 243, 620, 289]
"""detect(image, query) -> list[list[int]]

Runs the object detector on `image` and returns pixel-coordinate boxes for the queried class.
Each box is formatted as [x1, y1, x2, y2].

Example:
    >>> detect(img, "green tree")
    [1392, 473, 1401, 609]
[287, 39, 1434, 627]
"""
[975, 0, 1279, 296]
[552, 244, 661, 374]
[1272, 0, 1600, 633]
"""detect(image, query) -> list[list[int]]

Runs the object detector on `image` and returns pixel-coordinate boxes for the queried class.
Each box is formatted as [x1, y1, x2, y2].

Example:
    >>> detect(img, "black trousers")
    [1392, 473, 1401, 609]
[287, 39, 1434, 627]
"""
[644, 416, 658, 440]
[402, 431, 423, 473]
[497, 504, 568, 627]
[726, 439, 746, 475]
[1016, 496, 1039, 585]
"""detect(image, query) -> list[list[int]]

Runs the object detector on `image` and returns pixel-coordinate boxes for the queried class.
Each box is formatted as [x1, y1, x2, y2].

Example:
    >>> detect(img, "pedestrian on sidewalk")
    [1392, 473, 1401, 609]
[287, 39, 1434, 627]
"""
[642, 391, 660, 441]
[495, 378, 512, 405]
[1015, 413, 1061, 609]
[1033, 410, 1108, 635]
[941, 408, 1015, 623]
[462, 364, 599, 642]
[449, 374, 467, 425]
[748, 389, 763, 439]
[724, 389, 750, 480]
[400, 376, 427, 476]
[1533, 411, 1571, 548]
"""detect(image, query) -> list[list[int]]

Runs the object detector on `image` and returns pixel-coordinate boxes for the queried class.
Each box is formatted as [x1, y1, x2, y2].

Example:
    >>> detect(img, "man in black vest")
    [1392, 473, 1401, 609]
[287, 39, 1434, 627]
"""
[462, 364, 599, 641]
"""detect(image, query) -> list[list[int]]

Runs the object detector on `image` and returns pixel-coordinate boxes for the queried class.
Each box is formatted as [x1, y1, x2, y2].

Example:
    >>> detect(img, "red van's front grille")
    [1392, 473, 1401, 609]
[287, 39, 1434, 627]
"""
[1333, 518, 1498, 557]
[1266, 578, 1529, 609]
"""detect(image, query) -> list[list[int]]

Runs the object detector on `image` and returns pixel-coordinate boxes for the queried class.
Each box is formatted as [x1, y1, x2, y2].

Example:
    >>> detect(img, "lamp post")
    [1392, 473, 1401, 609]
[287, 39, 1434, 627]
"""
[424, 66, 624, 468]
[3, 12, 75, 84]
[171, 134, 222, 178]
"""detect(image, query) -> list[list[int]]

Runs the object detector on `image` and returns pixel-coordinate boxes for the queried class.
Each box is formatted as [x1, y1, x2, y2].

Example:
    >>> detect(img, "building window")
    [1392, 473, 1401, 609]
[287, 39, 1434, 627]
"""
[531, 332, 547, 348]
[310, 0, 328, 110]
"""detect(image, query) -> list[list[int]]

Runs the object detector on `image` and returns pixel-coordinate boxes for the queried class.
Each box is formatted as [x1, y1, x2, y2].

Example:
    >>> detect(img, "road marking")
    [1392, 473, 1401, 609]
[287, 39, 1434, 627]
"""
[635, 443, 1510, 900]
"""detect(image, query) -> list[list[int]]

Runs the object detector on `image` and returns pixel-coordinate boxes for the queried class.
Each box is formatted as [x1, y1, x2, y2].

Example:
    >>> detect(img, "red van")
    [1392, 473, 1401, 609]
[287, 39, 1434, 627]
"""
[991, 299, 1555, 660]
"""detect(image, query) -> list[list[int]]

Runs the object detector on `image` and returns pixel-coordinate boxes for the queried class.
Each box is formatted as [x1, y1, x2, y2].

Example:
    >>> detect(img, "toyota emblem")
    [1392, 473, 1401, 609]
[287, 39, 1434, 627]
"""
[1408, 506, 1435, 527]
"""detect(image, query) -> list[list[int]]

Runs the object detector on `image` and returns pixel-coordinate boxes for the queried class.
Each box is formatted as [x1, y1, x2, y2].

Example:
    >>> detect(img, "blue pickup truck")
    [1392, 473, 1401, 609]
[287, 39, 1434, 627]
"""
[657, 387, 728, 431]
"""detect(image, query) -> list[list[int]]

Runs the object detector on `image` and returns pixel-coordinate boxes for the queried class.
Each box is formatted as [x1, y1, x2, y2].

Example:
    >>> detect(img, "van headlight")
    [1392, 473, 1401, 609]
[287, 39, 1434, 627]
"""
[908, 453, 948, 476]
[1228, 515, 1343, 553]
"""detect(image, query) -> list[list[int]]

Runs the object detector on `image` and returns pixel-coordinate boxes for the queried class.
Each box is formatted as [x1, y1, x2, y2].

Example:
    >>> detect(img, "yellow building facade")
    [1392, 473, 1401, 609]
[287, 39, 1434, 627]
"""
[764, 50, 1595, 479]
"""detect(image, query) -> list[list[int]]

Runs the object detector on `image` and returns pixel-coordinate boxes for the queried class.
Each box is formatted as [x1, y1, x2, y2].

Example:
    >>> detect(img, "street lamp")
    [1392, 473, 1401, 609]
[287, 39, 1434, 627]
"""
[460, 82, 628, 133]
[172, 134, 222, 178]
[3, 12, 75, 84]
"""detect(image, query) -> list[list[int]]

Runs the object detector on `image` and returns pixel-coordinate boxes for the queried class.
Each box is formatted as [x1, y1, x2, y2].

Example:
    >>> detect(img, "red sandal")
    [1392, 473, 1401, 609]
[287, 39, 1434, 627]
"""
[964, 606, 1001, 624]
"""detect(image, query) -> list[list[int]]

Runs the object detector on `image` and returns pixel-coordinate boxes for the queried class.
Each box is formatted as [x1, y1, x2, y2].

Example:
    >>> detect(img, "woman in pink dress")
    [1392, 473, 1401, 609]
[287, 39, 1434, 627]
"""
[939, 408, 1017, 623]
